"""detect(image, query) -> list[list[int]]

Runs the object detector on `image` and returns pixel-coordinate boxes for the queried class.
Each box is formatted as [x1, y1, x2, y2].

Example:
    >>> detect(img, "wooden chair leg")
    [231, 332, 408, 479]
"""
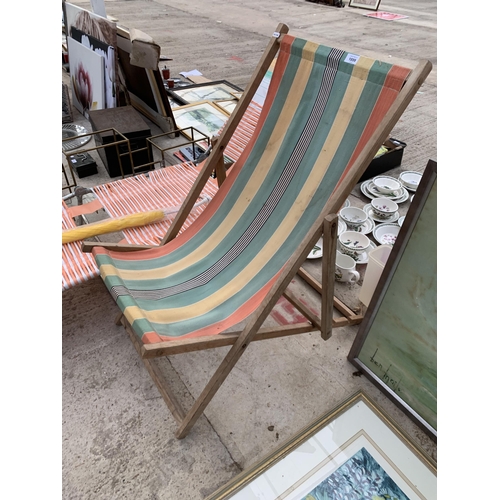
[321, 214, 337, 340]
[174, 329, 259, 438]
[124, 320, 187, 424]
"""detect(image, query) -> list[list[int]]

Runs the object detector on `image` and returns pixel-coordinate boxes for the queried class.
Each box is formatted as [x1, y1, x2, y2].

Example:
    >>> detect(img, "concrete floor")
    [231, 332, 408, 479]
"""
[62, 1, 437, 498]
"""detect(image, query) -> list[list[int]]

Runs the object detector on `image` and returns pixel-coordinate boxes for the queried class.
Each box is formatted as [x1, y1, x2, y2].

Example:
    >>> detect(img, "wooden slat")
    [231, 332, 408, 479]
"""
[282, 290, 321, 330]
[122, 318, 187, 424]
[321, 214, 337, 340]
[333, 315, 363, 327]
[297, 267, 359, 321]
[81, 241, 156, 253]
[141, 323, 315, 358]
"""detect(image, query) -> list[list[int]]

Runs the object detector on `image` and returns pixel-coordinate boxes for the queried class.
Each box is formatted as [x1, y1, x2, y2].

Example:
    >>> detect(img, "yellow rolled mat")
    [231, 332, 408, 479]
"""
[62, 209, 165, 244]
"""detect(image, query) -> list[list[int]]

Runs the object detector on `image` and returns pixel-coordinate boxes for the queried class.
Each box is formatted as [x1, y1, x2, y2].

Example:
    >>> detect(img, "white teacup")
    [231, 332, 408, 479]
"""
[335, 252, 360, 283]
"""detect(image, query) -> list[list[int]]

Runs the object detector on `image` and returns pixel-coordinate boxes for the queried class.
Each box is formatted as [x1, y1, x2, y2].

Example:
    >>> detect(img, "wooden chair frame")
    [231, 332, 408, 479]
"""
[82, 23, 432, 438]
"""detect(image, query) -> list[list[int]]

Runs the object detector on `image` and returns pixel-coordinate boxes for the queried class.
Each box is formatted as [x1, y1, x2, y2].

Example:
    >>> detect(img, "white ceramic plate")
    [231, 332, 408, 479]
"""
[62, 124, 92, 151]
[308, 221, 347, 259]
[345, 216, 375, 235]
[307, 237, 323, 259]
[361, 180, 409, 203]
[398, 215, 405, 227]
[372, 175, 402, 194]
[373, 223, 400, 246]
[403, 184, 418, 193]
[363, 204, 400, 224]
[337, 219, 347, 236]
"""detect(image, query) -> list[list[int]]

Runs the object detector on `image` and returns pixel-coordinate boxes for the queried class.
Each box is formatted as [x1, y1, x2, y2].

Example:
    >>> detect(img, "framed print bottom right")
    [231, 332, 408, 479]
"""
[207, 391, 436, 500]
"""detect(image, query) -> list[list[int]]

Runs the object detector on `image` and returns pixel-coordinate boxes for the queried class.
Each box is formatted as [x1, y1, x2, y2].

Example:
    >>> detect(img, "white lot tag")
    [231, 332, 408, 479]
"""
[273, 32, 280, 38]
[345, 53, 360, 65]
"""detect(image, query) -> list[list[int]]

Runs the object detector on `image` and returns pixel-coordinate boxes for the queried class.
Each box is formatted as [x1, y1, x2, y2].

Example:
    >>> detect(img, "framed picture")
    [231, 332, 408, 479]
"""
[348, 160, 437, 440]
[348, 0, 381, 11]
[172, 101, 230, 141]
[214, 99, 237, 115]
[206, 391, 436, 500]
[167, 80, 243, 105]
[231, 91, 244, 100]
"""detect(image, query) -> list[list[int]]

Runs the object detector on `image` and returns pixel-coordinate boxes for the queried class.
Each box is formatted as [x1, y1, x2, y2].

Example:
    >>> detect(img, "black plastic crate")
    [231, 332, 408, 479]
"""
[359, 138, 407, 183]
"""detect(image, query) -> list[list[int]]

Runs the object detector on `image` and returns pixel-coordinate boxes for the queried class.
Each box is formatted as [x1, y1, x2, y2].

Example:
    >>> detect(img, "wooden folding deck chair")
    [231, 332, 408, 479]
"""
[83, 24, 431, 438]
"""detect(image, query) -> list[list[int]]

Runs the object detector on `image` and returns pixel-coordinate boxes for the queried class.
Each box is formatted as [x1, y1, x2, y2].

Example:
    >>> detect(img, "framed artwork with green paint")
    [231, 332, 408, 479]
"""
[348, 159, 437, 440]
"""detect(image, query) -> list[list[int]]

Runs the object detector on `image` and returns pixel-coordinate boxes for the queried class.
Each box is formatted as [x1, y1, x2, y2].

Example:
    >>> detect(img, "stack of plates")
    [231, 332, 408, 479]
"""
[360, 179, 409, 203]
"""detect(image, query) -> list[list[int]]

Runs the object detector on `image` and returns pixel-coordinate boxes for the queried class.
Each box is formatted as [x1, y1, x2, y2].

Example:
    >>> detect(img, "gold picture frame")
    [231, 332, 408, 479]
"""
[172, 101, 230, 142]
[167, 80, 242, 105]
[214, 99, 238, 115]
[207, 391, 436, 500]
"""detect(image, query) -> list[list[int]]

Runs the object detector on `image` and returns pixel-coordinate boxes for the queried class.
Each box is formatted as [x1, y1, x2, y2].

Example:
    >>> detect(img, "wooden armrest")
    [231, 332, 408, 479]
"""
[81, 241, 156, 253]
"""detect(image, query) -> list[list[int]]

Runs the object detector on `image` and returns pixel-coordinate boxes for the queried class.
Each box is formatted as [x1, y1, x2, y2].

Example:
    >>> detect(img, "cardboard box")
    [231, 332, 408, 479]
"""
[359, 138, 407, 183]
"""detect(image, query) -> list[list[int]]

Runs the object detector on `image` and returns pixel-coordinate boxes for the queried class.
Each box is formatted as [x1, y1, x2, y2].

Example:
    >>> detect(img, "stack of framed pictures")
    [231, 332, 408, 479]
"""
[63, 2, 119, 117]
[206, 391, 436, 500]
[167, 80, 243, 142]
[170, 101, 231, 142]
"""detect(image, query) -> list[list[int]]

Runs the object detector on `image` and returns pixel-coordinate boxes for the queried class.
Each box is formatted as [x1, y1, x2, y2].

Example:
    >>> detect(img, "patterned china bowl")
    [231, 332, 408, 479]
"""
[338, 231, 370, 260]
[370, 197, 398, 220]
[373, 224, 400, 246]
[398, 171, 422, 190]
[339, 207, 367, 229]
[372, 176, 402, 195]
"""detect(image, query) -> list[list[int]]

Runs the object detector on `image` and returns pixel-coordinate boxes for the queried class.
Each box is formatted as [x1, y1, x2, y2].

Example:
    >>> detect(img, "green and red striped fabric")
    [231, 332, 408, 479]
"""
[93, 35, 410, 344]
